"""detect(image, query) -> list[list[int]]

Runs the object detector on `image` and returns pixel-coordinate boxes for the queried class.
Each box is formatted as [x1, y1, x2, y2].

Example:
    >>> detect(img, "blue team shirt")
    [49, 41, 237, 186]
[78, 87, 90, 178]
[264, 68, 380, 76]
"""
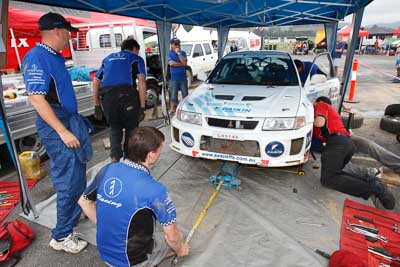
[334, 42, 345, 59]
[22, 43, 78, 114]
[95, 50, 146, 87]
[168, 50, 187, 81]
[83, 159, 176, 267]
[300, 61, 319, 85]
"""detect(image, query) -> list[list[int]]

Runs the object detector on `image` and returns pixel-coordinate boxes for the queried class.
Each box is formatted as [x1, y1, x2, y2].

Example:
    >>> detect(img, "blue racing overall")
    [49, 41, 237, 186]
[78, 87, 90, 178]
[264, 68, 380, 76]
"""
[22, 43, 93, 239]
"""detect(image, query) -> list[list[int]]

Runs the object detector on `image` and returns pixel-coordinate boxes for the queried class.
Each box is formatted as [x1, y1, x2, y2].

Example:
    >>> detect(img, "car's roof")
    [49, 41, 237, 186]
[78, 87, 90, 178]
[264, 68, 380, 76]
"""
[224, 50, 290, 58]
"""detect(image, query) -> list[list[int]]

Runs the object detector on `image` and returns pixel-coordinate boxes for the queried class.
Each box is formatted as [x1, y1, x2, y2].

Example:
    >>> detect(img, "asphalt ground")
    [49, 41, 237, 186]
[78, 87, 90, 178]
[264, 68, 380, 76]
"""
[1, 53, 400, 267]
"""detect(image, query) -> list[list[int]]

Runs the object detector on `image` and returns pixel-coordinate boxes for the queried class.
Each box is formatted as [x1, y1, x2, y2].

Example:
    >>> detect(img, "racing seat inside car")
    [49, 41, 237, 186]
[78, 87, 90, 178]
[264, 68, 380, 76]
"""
[227, 63, 254, 83]
[262, 63, 287, 84]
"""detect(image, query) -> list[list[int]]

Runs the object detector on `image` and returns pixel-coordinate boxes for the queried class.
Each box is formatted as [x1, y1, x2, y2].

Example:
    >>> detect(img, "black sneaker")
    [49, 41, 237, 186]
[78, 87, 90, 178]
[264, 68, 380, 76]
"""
[377, 182, 396, 210]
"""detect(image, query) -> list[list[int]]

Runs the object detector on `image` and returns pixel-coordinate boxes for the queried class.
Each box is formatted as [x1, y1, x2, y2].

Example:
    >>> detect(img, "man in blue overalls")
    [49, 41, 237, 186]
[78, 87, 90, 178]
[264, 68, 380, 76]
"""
[22, 12, 92, 253]
[93, 38, 147, 162]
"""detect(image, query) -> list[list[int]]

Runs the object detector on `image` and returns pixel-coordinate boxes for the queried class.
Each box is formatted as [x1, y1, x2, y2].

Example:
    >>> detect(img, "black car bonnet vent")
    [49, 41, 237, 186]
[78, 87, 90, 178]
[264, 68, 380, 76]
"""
[214, 95, 234, 100]
[242, 96, 266, 101]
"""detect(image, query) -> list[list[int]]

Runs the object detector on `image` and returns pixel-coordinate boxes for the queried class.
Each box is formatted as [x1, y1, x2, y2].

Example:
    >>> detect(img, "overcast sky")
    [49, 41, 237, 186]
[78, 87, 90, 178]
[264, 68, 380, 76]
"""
[344, 0, 399, 25]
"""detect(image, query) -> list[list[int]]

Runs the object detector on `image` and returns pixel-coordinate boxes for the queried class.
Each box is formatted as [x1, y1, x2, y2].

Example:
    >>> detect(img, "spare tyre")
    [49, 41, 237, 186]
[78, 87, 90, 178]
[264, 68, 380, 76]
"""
[384, 104, 400, 116]
[380, 115, 400, 134]
[341, 111, 364, 129]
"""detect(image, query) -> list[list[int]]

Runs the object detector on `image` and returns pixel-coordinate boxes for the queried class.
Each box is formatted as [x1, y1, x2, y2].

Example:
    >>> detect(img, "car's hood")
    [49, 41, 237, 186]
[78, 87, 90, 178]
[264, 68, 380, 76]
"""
[181, 83, 301, 118]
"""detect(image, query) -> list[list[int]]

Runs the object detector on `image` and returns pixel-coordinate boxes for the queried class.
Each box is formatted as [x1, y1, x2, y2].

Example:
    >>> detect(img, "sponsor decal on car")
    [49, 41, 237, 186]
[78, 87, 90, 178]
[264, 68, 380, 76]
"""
[214, 133, 240, 140]
[265, 141, 285, 157]
[181, 132, 195, 148]
[305, 130, 312, 148]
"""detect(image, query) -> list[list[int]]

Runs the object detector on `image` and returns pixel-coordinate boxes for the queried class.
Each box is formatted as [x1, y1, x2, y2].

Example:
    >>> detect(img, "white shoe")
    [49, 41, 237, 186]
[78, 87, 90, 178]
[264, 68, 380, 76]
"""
[49, 233, 88, 253]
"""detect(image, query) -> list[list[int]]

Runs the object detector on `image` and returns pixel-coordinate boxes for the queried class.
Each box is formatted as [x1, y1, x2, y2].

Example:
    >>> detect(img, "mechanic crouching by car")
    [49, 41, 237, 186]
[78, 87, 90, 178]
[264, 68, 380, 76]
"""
[93, 38, 147, 162]
[313, 96, 396, 210]
[294, 59, 320, 85]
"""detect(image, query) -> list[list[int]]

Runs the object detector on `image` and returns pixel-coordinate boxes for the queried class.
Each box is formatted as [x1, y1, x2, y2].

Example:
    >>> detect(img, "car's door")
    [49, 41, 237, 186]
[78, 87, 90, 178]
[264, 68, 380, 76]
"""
[303, 52, 341, 109]
[202, 42, 216, 72]
[191, 43, 206, 76]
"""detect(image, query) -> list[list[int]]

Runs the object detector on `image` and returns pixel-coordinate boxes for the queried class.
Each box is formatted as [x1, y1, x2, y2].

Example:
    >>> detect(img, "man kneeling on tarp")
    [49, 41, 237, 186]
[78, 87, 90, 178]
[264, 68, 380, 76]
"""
[78, 127, 190, 266]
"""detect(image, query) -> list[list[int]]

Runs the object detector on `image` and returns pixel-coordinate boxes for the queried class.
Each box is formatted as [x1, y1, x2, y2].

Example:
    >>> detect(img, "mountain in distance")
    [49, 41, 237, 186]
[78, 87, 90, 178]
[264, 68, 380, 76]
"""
[365, 21, 400, 29]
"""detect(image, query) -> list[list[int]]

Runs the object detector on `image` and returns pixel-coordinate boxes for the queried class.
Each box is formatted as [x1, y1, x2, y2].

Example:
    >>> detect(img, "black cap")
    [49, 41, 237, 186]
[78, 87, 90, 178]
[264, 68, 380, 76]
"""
[38, 12, 78, 32]
[170, 37, 180, 44]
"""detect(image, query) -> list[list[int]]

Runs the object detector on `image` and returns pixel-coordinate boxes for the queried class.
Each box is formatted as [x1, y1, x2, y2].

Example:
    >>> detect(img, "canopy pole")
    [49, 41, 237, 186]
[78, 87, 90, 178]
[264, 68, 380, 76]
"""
[10, 28, 22, 70]
[338, 7, 364, 114]
[325, 22, 338, 59]
[156, 20, 172, 125]
[217, 26, 229, 61]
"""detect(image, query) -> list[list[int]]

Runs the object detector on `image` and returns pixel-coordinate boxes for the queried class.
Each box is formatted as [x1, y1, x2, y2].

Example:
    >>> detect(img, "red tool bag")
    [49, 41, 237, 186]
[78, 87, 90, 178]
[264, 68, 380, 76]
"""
[341, 199, 400, 267]
[0, 219, 35, 263]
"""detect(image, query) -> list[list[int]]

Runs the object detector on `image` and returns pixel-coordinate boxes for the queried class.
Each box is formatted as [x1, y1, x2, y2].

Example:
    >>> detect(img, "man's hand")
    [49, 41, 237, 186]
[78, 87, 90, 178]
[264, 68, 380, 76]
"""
[59, 129, 80, 149]
[139, 108, 145, 122]
[174, 47, 180, 54]
[94, 105, 103, 121]
[177, 242, 190, 257]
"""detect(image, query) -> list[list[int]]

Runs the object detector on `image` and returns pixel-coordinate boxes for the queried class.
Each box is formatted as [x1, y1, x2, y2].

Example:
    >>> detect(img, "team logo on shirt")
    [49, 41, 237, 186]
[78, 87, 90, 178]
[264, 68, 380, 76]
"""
[103, 177, 123, 198]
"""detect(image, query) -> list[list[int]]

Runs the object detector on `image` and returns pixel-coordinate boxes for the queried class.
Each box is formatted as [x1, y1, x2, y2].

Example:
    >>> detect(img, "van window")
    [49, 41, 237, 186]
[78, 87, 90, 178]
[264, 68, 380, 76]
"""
[203, 43, 212, 55]
[99, 33, 123, 48]
[193, 44, 204, 57]
[181, 44, 193, 56]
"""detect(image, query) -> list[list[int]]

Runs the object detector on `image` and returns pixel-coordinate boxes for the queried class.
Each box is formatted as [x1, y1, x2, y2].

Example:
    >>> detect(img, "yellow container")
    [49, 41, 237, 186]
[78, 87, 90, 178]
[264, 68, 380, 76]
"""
[19, 151, 41, 179]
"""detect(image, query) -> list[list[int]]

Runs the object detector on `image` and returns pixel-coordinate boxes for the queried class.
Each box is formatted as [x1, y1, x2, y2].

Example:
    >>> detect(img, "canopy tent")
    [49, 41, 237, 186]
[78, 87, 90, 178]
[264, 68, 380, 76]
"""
[14, 0, 372, 28]
[393, 29, 400, 35]
[338, 24, 369, 37]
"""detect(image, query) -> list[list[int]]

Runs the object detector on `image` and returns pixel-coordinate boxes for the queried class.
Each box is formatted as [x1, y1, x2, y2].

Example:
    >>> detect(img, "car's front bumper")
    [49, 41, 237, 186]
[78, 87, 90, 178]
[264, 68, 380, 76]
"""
[170, 116, 313, 167]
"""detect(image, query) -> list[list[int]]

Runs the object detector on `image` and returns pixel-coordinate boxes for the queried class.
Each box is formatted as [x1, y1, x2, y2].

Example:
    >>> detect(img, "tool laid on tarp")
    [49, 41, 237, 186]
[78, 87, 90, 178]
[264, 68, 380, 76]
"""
[172, 162, 241, 265]
[0, 83, 38, 218]
[340, 199, 400, 267]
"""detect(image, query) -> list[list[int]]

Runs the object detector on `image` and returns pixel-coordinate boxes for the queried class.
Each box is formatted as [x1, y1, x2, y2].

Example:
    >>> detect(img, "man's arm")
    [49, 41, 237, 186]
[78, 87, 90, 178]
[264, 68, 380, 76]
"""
[29, 95, 80, 148]
[314, 115, 326, 128]
[78, 196, 96, 224]
[93, 78, 101, 106]
[169, 61, 185, 67]
[163, 224, 190, 257]
[137, 75, 146, 109]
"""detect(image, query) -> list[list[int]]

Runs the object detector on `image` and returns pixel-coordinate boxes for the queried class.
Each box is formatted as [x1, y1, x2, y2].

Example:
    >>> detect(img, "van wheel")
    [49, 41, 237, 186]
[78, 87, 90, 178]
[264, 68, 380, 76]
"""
[146, 81, 159, 109]
[16, 134, 48, 161]
[186, 69, 193, 88]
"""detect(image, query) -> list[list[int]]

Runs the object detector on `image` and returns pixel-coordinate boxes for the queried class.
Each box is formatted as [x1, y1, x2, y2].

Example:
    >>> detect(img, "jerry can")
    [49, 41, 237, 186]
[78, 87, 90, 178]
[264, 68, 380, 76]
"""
[19, 151, 41, 179]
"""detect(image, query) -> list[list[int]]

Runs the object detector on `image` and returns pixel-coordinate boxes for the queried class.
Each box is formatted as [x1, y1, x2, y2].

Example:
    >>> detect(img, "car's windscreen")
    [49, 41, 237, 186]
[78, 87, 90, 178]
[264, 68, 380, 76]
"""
[181, 44, 193, 55]
[208, 54, 299, 86]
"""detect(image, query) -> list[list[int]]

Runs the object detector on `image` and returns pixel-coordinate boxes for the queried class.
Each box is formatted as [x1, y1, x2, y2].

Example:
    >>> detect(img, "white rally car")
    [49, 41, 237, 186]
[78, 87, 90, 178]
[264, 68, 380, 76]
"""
[170, 51, 340, 167]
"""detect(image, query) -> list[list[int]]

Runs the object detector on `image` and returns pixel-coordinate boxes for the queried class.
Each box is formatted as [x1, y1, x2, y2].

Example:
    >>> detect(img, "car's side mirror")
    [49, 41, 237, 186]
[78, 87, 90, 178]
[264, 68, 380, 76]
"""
[197, 72, 207, 81]
[310, 74, 327, 85]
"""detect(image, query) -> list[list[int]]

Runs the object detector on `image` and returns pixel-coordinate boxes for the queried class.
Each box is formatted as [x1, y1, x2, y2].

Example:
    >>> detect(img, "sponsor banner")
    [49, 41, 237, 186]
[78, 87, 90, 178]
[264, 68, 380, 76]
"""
[201, 151, 257, 163]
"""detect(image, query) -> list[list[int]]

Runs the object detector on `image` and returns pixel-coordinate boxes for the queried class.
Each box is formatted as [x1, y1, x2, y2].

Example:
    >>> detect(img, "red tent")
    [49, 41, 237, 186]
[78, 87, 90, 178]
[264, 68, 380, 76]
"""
[393, 29, 400, 35]
[338, 25, 369, 37]
[5, 8, 155, 71]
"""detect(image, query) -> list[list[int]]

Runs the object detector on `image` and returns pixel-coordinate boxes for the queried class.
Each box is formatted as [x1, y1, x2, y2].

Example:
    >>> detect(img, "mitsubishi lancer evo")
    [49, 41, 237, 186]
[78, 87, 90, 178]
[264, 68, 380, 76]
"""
[170, 50, 340, 167]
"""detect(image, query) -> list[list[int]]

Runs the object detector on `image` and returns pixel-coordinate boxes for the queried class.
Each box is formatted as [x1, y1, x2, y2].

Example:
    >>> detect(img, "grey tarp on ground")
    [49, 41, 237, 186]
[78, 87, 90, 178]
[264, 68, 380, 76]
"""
[22, 126, 369, 266]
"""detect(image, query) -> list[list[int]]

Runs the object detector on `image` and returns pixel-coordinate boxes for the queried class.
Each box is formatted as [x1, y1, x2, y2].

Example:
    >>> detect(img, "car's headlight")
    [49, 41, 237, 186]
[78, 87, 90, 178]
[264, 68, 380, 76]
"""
[177, 110, 202, 125]
[262, 117, 305, 130]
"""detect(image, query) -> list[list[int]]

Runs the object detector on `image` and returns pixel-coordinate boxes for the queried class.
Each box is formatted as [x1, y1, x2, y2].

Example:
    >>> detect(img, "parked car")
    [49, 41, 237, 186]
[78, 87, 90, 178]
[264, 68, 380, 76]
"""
[170, 51, 340, 167]
[180, 41, 217, 87]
